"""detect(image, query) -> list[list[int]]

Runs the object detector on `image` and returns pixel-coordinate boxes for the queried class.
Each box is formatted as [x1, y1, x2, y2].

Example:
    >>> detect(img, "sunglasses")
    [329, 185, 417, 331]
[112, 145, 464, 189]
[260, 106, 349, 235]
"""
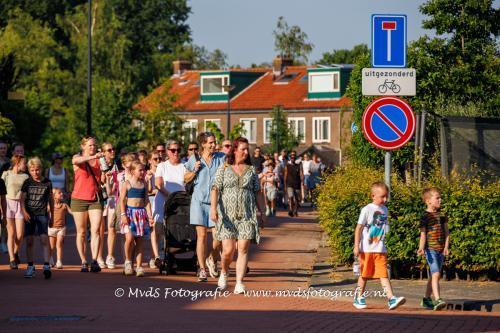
[157, 149, 166, 153]
[105, 148, 114, 153]
[188, 147, 198, 151]
[168, 148, 181, 153]
[152, 157, 161, 161]
[223, 144, 231, 148]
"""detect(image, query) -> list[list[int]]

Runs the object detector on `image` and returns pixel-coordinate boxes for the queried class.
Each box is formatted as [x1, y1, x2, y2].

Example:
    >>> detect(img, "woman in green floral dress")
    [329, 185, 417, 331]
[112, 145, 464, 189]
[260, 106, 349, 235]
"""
[210, 137, 264, 294]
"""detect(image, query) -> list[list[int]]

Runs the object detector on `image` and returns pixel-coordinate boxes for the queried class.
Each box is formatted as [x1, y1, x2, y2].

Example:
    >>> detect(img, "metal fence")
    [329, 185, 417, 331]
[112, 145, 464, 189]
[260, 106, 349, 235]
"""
[440, 116, 500, 180]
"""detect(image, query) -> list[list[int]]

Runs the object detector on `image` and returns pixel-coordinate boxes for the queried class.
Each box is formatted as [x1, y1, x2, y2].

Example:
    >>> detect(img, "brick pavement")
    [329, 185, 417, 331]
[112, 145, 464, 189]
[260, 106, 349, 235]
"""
[0, 208, 498, 333]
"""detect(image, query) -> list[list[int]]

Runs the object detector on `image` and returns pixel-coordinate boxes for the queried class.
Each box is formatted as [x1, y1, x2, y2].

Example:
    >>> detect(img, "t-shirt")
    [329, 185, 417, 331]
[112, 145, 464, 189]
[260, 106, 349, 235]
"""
[21, 177, 52, 216]
[155, 161, 186, 194]
[357, 203, 389, 253]
[302, 160, 312, 176]
[52, 202, 69, 228]
[420, 211, 447, 252]
[2, 171, 29, 200]
[250, 156, 265, 174]
[286, 162, 302, 189]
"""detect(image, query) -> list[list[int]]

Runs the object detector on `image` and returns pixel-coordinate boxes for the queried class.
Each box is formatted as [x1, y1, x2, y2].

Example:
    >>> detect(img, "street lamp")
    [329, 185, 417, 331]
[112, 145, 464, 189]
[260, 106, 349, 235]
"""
[223, 84, 236, 138]
[87, 0, 92, 136]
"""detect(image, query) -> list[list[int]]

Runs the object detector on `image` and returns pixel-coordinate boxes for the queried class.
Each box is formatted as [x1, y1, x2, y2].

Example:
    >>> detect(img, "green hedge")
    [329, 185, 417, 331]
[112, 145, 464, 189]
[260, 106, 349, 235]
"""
[317, 164, 500, 278]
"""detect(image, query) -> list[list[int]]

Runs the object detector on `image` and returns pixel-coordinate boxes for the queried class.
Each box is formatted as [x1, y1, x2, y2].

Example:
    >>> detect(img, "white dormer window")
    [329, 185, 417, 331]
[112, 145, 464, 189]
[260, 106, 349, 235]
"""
[309, 72, 339, 93]
[201, 75, 229, 95]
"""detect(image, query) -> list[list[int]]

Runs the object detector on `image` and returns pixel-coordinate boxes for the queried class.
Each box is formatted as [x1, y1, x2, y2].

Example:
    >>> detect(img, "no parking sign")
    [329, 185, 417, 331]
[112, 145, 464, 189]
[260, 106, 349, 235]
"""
[362, 96, 415, 150]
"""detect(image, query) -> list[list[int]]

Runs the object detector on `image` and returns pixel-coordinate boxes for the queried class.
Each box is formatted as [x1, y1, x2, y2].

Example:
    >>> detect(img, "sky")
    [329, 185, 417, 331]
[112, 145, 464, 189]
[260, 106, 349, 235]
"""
[187, 0, 435, 67]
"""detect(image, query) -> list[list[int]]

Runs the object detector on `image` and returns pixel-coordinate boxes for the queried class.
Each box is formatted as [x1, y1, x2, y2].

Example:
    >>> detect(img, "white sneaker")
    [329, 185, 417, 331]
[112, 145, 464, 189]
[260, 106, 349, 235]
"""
[49, 257, 55, 267]
[123, 261, 134, 276]
[218, 271, 228, 290]
[136, 266, 145, 277]
[106, 256, 116, 269]
[97, 259, 107, 269]
[234, 283, 246, 294]
[149, 258, 156, 269]
[56, 260, 63, 269]
[205, 256, 219, 278]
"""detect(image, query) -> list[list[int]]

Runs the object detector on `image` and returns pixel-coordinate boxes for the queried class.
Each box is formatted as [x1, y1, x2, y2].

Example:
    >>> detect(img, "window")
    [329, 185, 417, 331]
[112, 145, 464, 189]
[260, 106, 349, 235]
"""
[313, 117, 331, 143]
[263, 118, 273, 144]
[241, 118, 257, 143]
[183, 119, 198, 142]
[201, 76, 229, 94]
[204, 119, 221, 131]
[288, 117, 306, 143]
[309, 72, 340, 93]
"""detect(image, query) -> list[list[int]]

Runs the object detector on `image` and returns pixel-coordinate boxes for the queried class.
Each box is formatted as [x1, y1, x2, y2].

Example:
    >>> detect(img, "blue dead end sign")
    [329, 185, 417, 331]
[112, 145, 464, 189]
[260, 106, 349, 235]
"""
[362, 96, 415, 150]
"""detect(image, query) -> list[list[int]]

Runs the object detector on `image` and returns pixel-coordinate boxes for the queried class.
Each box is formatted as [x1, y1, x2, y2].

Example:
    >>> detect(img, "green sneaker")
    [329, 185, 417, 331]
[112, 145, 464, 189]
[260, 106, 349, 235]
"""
[433, 298, 446, 311]
[420, 297, 433, 309]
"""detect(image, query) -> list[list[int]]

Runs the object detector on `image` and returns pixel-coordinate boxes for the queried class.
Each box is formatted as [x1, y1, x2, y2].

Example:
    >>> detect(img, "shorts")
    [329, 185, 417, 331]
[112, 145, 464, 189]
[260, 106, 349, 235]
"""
[359, 252, 388, 279]
[6, 199, 23, 219]
[25, 215, 49, 236]
[287, 187, 300, 200]
[190, 200, 215, 228]
[425, 249, 444, 274]
[120, 206, 150, 237]
[48, 226, 66, 237]
[265, 187, 277, 201]
[71, 197, 103, 212]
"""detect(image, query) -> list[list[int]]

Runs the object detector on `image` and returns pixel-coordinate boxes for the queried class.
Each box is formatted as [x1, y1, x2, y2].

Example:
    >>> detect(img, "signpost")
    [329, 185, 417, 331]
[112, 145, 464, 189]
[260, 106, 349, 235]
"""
[362, 14, 415, 198]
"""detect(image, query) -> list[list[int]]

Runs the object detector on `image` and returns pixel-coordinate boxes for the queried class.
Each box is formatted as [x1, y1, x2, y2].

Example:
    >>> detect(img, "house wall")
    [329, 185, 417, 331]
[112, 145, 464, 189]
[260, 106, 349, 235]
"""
[179, 108, 353, 151]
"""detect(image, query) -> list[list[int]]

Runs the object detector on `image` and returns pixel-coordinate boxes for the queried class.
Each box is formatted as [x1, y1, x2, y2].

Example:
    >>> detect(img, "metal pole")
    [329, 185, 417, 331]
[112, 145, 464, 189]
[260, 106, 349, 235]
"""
[385, 151, 392, 201]
[417, 109, 427, 185]
[86, 0, 92, 136]
[413, 113, 421, 180]
[226, 97, 230, 138]
[440, 118, 448, 177]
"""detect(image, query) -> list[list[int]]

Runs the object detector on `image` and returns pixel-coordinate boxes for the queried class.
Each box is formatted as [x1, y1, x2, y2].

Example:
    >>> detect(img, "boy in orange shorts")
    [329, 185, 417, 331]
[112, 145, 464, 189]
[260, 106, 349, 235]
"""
[353, 182, 405, 310]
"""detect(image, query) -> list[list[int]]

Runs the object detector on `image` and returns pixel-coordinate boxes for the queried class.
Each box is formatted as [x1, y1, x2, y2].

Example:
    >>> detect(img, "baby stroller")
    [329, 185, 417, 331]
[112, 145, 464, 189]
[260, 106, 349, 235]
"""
[159, 191, 198, 275]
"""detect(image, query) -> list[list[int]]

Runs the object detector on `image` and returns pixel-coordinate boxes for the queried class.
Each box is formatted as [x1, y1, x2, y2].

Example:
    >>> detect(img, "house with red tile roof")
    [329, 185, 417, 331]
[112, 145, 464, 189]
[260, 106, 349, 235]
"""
[134, 58, 354, 166]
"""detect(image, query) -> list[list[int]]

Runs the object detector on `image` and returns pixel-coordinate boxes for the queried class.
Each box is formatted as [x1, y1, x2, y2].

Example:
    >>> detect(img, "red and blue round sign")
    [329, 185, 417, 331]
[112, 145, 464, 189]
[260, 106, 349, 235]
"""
[362, 96, 415, 150]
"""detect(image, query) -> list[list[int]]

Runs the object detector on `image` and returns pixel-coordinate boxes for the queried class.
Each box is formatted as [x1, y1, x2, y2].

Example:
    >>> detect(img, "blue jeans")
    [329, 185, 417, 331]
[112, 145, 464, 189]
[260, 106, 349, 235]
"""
[425, 249, 444, 274]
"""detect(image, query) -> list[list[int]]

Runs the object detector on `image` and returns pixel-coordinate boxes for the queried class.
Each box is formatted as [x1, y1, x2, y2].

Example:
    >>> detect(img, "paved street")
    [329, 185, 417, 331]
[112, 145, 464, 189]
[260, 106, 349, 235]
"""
[0, 209, 499, 333]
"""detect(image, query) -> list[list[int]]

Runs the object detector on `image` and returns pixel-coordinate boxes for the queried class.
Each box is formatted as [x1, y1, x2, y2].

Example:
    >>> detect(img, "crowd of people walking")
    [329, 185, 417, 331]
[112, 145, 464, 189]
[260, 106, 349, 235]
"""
[0, 136, 325, 292]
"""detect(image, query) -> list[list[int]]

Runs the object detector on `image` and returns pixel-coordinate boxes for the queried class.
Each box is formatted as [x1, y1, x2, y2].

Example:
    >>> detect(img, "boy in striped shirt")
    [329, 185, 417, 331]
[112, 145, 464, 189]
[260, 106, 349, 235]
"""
[417, 187, 450, 311]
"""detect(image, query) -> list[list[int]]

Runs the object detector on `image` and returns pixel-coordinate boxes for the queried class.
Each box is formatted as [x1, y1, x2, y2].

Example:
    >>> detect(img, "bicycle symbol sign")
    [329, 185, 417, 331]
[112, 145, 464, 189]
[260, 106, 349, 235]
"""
[362, 96, 415, 150]
[378, 79, 400, 94]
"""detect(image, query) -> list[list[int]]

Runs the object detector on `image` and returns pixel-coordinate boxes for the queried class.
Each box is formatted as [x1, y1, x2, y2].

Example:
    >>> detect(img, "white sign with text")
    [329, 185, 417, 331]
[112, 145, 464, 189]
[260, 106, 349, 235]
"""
[362, 68, 416, 96]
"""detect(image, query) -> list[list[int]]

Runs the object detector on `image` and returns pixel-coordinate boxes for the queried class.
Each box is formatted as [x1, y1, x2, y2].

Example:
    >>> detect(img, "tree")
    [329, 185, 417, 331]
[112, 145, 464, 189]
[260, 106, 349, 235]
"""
[205, 121, 224, 143]
[174, 44, 228, 70]
[317, 44, 369, 64]
[408, 0, 499, 115]
[268, 105, 299, 153]
[229, 122, 246, 141]
[273, 16, 314, 63]
[141, 80, 184, 149]
[0, 112, 15, 141]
